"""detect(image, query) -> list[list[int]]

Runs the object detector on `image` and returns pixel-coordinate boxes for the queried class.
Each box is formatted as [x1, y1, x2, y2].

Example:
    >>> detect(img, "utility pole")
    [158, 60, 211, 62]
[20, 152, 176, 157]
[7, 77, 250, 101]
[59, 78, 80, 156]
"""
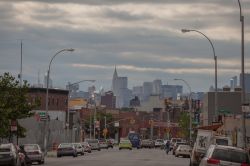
[93, 101, 97, 139]
[167, 107, 170, 140]
[150, 113, 154, 140]
[104, 116, 107, 139]
[17, 40, 23, 145]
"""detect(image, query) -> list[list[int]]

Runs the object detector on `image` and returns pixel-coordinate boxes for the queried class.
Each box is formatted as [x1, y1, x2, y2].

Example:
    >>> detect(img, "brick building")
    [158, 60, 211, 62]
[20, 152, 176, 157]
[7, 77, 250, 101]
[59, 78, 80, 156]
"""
[28, 87, 68, 122]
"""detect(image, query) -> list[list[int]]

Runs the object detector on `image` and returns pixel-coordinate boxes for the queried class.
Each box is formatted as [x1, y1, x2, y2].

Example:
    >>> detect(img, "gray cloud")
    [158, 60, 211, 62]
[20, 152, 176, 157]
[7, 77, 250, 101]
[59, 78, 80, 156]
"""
[0, 0, 249, 92]
[101, 8, 153, 21]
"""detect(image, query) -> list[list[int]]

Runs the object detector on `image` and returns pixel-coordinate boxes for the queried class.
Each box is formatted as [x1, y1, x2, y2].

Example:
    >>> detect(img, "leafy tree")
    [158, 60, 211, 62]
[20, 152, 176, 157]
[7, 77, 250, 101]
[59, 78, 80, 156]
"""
[178, 111, 190, 140]
[0, 72, 39, 139]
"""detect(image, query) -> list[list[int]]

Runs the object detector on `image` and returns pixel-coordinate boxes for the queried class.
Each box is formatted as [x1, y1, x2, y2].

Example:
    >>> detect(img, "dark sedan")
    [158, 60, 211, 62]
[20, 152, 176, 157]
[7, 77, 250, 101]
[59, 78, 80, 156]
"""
[57, 143, 77, 158]
[22, 144, 44, 164]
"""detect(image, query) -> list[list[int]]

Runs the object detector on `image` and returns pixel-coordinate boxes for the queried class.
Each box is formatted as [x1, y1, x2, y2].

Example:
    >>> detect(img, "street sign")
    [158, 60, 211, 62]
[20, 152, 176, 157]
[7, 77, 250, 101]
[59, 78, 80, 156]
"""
[114, 122, 119, 127]
[38, 112, 47, 121]
[242, 105, 250, 113]
[10, 120, 17, 132]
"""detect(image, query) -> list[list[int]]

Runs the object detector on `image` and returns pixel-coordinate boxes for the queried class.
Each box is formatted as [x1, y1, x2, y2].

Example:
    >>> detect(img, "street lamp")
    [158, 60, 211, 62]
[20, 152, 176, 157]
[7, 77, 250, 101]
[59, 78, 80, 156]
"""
[181, 29, 218, 123]
[67, 79, 95, 142]
[43, 48, 74, 153]
[174, 78, 192, 142]
[237, 0, 246, 149]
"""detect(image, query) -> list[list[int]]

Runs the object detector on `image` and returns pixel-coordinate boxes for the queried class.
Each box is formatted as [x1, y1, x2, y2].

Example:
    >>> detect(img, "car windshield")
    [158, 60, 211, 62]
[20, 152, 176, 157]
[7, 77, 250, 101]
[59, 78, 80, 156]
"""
[88, 140, 98, 143]
[59, 144, 72, 148]
[82, 142, 88, 146]
[212, 148, 250, 164]
[121, 140, 130, 143]
[24, 145, 39, 151]
[156, 139, 163, 142]
[215, 139, 229, 146]
[0, 147, 10, 152]
[128, 133, 140, 140]
[73, 144, 81, 147]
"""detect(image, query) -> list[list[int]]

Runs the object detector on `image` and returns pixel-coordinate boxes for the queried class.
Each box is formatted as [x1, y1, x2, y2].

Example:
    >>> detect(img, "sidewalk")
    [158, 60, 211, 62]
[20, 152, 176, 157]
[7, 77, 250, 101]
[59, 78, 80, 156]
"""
[46, 151, 57, 158]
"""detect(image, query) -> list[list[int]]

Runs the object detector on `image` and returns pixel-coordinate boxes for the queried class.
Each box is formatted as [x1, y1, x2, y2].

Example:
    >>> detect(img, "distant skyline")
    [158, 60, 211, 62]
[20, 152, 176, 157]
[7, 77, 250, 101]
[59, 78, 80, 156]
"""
[0, 0, 249, 93]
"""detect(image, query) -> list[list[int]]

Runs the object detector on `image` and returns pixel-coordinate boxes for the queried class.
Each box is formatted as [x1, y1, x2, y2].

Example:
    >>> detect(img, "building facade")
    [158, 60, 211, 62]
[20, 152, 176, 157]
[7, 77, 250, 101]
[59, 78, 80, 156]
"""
[101, 91, 116, 109]
[202, 90, 242, 126]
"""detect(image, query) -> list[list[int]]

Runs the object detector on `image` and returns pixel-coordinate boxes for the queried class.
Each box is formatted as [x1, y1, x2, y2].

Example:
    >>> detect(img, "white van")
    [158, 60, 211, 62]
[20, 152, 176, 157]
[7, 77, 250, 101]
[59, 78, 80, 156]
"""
[190, 129, 232, 166]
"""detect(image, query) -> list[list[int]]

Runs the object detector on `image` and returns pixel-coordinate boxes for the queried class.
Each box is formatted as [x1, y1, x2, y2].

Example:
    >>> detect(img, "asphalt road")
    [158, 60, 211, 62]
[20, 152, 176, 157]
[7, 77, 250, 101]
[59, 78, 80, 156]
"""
[43, 148, 190, 166]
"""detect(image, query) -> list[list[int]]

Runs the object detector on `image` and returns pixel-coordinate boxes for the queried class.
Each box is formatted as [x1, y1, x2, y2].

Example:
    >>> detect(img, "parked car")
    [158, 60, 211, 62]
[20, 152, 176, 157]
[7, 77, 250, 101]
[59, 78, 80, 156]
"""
[170, 138, 182, 150]
[155, 139, 165, 149]
[119, 139, 132, 150]
[72, 143, 84, 155]
[0, 143, 20, 166]
[175, 145, 192, 158]
[99, 139, 109, 149]
[141, 139, 155, 149]
[85, 139, 101, 151]
[172, 142, 188, 155]
[81, 142, 92, 153]
[57, 143, 77, 158]
[22, 144, 44, 164]
[199, 145, 250, 166]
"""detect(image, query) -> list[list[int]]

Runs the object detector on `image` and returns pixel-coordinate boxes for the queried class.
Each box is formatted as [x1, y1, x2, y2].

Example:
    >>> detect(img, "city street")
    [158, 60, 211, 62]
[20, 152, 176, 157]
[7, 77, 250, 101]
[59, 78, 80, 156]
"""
[43, 148, 189, 166]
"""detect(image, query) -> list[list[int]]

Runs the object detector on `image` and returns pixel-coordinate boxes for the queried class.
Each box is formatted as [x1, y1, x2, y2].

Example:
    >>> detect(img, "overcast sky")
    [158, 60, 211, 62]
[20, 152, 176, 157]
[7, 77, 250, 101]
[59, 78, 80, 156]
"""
[0, 0, 249, 93]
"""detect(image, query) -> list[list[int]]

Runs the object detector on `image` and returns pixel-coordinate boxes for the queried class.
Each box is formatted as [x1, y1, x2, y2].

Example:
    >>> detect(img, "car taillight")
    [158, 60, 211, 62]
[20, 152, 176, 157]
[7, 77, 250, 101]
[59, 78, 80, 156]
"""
[207, 158, 220, 165]
[241, 163, 250, 166]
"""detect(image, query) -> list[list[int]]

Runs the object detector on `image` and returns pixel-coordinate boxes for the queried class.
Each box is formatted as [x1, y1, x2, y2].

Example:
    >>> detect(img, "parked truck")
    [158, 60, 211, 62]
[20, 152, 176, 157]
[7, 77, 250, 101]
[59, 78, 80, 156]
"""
[190, 129, 232, 166]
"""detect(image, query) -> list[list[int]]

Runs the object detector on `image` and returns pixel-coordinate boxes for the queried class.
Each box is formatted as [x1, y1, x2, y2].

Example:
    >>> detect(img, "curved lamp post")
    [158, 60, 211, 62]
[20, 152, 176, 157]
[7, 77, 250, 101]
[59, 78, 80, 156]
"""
[237, 0, 246, 149]
[44, 48, 74, 153]
[174, 78, 192, 142]
[181, 29, 218, 123]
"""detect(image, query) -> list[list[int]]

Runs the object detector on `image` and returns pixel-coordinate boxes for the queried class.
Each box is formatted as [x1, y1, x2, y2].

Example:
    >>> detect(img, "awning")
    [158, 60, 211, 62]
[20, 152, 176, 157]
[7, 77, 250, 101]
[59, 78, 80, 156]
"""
[196, 124, 222, 131]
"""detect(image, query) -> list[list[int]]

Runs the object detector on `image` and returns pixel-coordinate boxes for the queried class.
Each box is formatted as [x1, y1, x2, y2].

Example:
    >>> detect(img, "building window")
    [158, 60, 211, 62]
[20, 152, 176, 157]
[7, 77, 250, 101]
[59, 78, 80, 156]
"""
[56, 99, 59, 106]
[52, 98, 54, 105]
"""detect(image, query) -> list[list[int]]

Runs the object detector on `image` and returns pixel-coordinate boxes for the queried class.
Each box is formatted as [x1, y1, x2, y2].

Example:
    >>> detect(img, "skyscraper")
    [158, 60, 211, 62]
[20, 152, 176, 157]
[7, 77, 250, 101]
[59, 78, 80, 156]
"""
[230, 76, 237, 90]
[112, 67, 131, 108]
[143, 82, 153, 101]
[152, 79, 162, 95]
